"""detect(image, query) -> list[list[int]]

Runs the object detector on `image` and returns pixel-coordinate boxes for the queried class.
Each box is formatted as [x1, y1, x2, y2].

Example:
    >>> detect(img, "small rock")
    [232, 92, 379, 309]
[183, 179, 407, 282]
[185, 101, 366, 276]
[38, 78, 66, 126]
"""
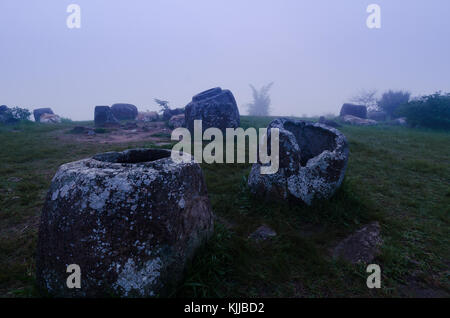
[137, 111, 159, 122]
[162, 108, 184, 121]
[71, 126, 88, 134]
[40, 113, 62, 124]
[319, 116, 341, 128]
[332, 222, 383, 264]
[342, 115, 377, 126]
[249, 225, 277, 242]
[71, 126, 95, 135]
[168, 114, 185, 129]
[390, 117, 407, 126]
[122, 122, 138, 130]
[7, 177, 22, 182]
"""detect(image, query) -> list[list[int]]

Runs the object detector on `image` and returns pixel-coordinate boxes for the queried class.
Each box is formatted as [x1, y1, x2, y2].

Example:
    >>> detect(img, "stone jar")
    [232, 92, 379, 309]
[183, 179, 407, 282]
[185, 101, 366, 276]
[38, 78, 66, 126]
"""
[184, 87, 240, 134]
[248, 118, 349, 205]
[36, 148, 214, 297]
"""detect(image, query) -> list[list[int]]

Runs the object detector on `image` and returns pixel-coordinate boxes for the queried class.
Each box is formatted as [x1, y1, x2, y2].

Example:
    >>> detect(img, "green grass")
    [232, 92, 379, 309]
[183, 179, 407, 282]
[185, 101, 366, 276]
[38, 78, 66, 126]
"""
[0, 118, 449, 297]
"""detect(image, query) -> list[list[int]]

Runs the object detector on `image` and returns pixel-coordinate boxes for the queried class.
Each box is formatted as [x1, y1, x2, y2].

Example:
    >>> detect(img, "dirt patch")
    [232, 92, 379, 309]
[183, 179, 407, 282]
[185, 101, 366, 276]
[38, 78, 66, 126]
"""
[59, 121, 174, 144]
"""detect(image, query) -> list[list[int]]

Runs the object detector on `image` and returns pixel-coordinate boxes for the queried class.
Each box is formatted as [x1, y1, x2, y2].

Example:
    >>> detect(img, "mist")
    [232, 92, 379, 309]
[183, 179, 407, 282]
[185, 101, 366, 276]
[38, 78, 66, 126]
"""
[1, 0, 449, 120]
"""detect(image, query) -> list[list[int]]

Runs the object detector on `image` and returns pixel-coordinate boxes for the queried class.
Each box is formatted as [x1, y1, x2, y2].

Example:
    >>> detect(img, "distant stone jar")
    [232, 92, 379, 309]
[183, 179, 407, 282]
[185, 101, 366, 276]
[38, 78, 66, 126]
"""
[36, 148, 214, 297]
[33, 108, 54, 122]
[185, 87, 240, 134]
[94, 106, 120, 127]
[339, 103, 367, 119]
[111, 103, 138, 121]
[248, 118, 349, 205]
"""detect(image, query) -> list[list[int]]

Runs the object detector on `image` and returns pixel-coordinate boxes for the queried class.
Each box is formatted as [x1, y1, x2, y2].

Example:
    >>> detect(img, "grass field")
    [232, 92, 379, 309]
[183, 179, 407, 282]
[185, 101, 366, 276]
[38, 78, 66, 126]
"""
[0, 117, 449, 297]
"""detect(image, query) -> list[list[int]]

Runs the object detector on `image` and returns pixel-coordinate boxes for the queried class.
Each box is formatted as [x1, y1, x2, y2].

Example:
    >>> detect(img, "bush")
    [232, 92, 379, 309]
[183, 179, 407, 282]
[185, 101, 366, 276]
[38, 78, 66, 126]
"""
[397, 92, 450, 130]
[378, 90, 410, 118]
[9, 107, 31, 120]
[247, 82, 273, 116]
[60, 117, 73, 123]
[0, 106, 31, 124]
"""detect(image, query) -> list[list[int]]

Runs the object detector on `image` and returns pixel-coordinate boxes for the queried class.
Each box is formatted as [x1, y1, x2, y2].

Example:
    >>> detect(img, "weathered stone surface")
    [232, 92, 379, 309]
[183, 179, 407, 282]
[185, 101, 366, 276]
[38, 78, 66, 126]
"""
[248, 225, 277, 242]
[137, 111, 159, 122]
[332, 222, 383, 264]
[319, 116, 341, 128]
[40, 113, 62, 124]
[340, 103, 367, 119]
[185, 87, 240, 134]
[34, 108, 54, 122]
[162, 108, 184, 121]
[168, 114, 185, 129]
[36, 148, 214, 297]
[111, 104, 138, 121]
[248, 118, 349, 205]
[368, 110, 387, 122]
[94, 106, 120, 127]
[342, 115, 377, 126]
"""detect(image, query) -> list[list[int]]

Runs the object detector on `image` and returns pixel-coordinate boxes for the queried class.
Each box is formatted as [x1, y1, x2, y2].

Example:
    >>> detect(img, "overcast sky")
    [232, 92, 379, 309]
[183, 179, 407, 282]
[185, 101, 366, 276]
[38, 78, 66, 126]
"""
[1, 0, 449, 120]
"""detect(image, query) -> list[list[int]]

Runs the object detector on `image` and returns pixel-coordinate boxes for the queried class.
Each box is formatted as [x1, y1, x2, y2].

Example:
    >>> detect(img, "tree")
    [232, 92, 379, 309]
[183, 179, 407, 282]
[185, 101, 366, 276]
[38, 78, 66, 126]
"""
[397, 91, 450, 130]
[0, 106, 31, 124]
[247, 82, 273, 116]
[350, 89, 378, 111]
[8, 106, 31, 120]
[378, 90, 410, 118]
[154, 98, 170, 112]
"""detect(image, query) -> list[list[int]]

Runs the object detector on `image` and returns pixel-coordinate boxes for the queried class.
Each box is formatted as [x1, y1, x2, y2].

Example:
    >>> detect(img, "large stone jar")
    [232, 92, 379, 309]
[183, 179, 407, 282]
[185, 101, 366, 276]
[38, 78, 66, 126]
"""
[184, 87, 240, 134]
[248, 118, 349, 205]
[36, 148, 214, 297]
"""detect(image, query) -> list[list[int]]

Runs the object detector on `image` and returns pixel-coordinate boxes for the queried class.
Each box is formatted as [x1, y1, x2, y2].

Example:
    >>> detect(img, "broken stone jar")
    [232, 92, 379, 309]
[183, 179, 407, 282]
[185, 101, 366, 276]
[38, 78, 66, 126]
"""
[248, 118, 349, 205]
[36, 148, 214, 297]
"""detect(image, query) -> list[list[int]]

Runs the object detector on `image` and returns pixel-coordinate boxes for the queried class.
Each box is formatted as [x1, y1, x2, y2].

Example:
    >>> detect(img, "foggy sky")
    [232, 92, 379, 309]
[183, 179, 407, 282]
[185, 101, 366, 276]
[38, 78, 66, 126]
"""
[1, 0, 449, 120]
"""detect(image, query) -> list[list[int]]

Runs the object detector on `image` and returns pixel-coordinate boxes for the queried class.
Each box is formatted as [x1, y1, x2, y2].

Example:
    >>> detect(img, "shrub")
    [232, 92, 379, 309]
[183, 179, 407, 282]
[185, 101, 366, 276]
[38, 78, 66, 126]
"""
[0, 106, 31, 124]
[247, 82, 273, 116]
[378, 90, 410, 118]
[7, 106, 31, 121]
[396, 92, 450, 130]
[60, 117, 73, 123]
[94, 128, 108, 134]
[154, 98, 170, 112]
